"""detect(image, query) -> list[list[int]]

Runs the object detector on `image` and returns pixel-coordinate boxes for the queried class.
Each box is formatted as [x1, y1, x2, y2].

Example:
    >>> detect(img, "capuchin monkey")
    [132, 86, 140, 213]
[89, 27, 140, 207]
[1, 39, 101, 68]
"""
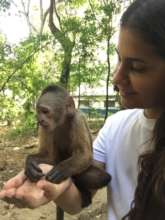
[25, 84, 111, 210]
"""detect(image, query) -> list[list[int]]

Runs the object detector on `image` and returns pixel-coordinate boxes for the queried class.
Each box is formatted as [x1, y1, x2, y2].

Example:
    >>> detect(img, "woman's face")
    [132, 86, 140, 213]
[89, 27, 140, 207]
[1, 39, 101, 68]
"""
[113, 28, 165, 111]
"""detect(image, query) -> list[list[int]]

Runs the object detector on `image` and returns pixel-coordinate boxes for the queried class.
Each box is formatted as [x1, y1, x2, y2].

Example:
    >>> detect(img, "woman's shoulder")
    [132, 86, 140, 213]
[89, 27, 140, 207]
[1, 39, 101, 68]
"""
[105, 108, 143, 128]
[108, 108, 142, 120]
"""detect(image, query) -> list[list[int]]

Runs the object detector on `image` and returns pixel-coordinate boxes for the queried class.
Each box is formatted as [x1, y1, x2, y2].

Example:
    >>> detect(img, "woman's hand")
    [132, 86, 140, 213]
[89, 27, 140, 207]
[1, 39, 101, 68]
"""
[0, 170, 27, 207]
[0, 164, 72, 208]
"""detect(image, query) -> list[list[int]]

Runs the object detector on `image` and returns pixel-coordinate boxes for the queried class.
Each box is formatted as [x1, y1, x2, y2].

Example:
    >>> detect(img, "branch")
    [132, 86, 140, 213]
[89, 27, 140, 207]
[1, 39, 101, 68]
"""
[49, 0, 66, 48]
[27, 0, 31, 16]
[64, 0, 69, 18]
[54, 0, 62, 28]
[40, 0, 44, 22]
[49, 0, 58, 34]
[88, 0, 99, 22]
[0, 41, 50, 93]
[20, 0, 26, 15]
[20, 0, 38, 34]
[29, 21, 39, 34]
[40, 7, 49, 35]
[10, 0, 19, 9]
[20, 0, 31, 34]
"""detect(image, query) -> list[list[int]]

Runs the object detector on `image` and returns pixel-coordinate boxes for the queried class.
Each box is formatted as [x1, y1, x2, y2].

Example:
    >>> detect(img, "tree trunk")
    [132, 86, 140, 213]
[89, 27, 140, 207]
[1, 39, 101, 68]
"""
[49, 0, 75, 88]
[104, 34, 111, 121]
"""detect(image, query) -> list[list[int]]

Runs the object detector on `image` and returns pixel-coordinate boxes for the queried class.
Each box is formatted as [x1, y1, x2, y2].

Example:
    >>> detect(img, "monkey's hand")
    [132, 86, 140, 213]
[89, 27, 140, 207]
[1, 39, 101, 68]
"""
[25, 160, 44, 182]
[45, 167, 68, 183]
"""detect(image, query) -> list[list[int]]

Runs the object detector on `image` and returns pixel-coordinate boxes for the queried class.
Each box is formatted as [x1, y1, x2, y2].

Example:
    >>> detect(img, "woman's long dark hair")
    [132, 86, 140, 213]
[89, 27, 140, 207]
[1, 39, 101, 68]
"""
[120, 0, 165, 219]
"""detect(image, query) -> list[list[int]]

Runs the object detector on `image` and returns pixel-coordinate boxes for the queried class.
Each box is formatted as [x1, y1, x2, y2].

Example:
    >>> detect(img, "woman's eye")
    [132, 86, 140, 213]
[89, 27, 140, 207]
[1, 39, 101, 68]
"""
[130, 64, 145, 73]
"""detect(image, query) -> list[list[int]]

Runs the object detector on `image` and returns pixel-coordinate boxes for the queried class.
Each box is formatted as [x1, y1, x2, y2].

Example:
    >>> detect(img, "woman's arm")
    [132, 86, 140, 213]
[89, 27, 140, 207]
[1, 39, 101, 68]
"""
[50, 160, 105, 214]
[37, 178, 82, 214]
[0, 161, 105, 213]
[0, 165, 82, 212]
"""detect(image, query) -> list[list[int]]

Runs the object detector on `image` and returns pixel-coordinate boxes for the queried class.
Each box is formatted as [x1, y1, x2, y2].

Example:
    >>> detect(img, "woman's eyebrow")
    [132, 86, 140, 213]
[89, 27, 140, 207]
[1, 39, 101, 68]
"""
[115, 48, 145, 63]
[127, 58, 145, 63]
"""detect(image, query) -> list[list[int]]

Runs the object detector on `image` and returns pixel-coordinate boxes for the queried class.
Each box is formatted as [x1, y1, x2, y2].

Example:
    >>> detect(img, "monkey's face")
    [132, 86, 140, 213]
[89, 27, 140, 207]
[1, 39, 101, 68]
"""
[36, 92, 66, 132]
[36, 105, 55, 132]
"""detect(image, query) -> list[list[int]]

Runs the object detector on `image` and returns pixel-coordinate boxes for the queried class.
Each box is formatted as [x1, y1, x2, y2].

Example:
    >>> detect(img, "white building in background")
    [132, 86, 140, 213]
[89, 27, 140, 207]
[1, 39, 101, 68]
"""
[72, 83, 119, 118]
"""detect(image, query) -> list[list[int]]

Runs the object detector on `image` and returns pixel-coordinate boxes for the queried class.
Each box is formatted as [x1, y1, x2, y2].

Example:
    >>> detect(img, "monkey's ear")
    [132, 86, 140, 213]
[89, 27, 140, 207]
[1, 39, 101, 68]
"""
[66, 96, 75, 118]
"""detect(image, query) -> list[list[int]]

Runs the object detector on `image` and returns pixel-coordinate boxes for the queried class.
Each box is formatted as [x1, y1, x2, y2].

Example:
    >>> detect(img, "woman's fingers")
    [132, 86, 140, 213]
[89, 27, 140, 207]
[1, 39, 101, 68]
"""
[3, 171, 26, 190]
[37, 178, 72, 200]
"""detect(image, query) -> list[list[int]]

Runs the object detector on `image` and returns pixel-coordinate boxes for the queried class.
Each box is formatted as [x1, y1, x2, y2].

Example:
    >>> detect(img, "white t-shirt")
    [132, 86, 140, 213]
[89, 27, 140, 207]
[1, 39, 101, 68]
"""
[93, 109, 156, 220]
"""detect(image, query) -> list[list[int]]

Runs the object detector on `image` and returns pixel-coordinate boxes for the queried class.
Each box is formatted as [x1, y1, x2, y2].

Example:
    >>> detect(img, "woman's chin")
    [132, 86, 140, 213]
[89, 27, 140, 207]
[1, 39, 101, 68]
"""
[120, 96, 142, 109]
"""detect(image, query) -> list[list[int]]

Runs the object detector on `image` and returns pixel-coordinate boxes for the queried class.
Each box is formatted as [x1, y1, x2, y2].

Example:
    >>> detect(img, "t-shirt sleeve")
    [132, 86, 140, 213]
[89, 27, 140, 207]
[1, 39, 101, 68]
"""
[93, 117, 112, 163]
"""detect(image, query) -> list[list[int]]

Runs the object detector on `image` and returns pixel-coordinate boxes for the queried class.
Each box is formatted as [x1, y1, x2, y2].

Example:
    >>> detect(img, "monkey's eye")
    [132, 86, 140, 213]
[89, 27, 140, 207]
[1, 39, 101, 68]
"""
[42, 109, 49, 114]
[39, 107, 49, 114]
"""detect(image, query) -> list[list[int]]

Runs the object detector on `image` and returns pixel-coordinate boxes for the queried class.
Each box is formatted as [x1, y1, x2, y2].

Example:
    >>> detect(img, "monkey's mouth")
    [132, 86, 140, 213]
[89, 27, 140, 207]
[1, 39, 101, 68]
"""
[38, 122, 49, 128]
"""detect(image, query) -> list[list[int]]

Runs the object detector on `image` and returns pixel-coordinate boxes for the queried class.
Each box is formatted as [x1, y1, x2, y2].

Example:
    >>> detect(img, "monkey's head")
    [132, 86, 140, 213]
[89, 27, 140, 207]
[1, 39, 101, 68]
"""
[36, 85, 75, 132]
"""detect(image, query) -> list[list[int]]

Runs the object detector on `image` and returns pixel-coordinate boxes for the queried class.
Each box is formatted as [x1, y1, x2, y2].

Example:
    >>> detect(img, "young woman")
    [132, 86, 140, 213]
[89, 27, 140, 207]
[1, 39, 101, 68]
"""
[1, 0, 165, 219]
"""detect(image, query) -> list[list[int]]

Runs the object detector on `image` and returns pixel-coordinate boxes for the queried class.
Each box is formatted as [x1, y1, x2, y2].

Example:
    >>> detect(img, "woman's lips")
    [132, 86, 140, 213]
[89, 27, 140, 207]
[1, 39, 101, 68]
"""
[119, 90, 137, 97]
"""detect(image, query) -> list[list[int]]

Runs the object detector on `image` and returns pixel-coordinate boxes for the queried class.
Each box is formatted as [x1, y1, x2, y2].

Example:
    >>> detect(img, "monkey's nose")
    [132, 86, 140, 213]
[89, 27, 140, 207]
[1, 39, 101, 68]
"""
[38, 120, 44, 125]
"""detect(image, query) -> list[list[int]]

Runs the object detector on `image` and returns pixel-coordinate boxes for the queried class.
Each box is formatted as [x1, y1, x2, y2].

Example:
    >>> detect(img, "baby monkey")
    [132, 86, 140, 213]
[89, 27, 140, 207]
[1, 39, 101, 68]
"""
[25, 85, 111, 199]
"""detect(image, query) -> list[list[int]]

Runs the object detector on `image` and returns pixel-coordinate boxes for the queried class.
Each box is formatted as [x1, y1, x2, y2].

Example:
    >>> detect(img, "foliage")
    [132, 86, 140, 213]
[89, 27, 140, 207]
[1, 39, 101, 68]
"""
[0, 34, 56, 127]
[0, 0, 130, 136]
[0, 0, 10, 11]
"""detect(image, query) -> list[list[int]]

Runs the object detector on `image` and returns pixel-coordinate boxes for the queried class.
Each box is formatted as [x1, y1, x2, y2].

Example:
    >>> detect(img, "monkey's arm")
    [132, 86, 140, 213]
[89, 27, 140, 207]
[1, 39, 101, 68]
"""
[46, 114, 92, 182]
[45, 149, 92, 183]
[46, 136, 92, 183]
[56, 160, 106, 211]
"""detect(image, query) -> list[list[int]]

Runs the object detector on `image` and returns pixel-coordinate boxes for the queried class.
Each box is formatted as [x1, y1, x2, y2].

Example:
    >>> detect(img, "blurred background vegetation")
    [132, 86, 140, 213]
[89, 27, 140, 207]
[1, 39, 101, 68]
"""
[0, 0, 133, 138]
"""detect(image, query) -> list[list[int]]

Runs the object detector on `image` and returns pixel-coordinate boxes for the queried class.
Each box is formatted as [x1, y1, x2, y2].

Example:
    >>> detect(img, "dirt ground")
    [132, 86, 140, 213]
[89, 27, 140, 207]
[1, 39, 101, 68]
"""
[0, 129, 108, 220]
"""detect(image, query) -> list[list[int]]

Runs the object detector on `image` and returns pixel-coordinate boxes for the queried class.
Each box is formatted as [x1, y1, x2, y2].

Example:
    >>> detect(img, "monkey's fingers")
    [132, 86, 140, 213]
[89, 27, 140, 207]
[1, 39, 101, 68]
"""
[30, 161, 44, 173]
[45, 170, 67, 183]
[25, 162, 44, 182]
[25, 169, 42, 182]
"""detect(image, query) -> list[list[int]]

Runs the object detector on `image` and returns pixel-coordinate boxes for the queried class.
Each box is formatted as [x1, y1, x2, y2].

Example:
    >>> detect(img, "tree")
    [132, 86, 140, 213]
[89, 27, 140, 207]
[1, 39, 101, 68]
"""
[100, 1, 121, 120]
[0, 0, 11, 11]
[0, 0, 132, 131]
[48, 0, 78, 88]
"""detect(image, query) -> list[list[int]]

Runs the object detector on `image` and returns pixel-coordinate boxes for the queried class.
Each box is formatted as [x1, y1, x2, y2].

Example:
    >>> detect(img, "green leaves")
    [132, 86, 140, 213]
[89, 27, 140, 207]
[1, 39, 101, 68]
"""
[0, 0, 10, 12]
[0, 0, 128, 134]
[68, 0, 86, 8]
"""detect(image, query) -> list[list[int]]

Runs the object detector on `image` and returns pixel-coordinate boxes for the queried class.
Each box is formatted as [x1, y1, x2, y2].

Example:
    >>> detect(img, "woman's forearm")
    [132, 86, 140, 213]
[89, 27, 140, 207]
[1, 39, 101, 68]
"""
[55, 180, 82, 214]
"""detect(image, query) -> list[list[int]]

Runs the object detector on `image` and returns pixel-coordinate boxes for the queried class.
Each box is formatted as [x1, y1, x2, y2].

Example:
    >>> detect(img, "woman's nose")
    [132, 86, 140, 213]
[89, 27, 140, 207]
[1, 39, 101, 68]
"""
[112, 63, 128, 86]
